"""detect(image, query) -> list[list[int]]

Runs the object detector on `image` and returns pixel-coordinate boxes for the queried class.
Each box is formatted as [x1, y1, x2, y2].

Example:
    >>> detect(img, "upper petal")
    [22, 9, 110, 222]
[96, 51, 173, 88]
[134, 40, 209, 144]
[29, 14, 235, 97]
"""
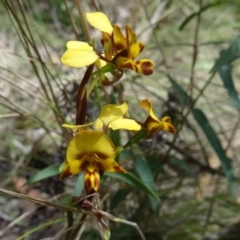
[86, 12, 113, 35]
[97, 102, 128, 127]
[66, 130, 116, 162]
[130, 42, 145, 59]
[61, 49, 99, 68]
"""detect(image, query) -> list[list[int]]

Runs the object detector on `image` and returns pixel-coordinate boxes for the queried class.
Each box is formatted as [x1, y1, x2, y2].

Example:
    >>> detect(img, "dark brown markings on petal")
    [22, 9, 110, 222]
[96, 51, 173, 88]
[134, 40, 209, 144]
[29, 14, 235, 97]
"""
[168, 125, 176, 134]
[80, 161, 89, 170]
[59, 166, 71, 180]
[164, 117, 171, 123]
[96, 152, 109, 160]
[112, 49, 129, 63]
[84, 177, 92, 193]
[136, 61, 153, 75]
[115, 43, 126, 51]
[95, 161, 105, 170]
[139, 43, 145, 53]
[122, 62, 134, 70]
[133, 64, 139, 73]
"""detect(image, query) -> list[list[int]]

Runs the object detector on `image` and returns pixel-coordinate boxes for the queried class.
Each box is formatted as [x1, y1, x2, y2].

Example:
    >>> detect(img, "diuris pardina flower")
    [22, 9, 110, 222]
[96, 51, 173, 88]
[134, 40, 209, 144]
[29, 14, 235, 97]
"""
[61, 12, 154, 75]
[59, 130, 125, 193]
[140, 99, 176, 138]
[95, 102, 141, 131]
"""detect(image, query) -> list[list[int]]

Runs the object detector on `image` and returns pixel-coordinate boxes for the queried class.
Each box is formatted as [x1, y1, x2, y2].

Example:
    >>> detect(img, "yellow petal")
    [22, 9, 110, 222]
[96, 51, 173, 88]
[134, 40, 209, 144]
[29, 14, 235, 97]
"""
[134, 59, 154, 75]
[61, 49, 99, 68]
[140, 99, 159, 122]
[114, 55, 135, 70]
[162, 122, 176, 134]
[113, 24, 127, 51]
[67, 130, 116, 162]
[59, 160, 84, 180]
[109, 118, 141, 131]
[95, 118, 103, 129]
[97, 102, 128, 126]
[66, 41, 93, 50]
[95, 55, 107, 69]
[97, 158, 126, 173]
[86, 12, 113, 35]
[130, 42, 145, 59]
[126, 25, 137, 45]
[84, 164, 100, 192]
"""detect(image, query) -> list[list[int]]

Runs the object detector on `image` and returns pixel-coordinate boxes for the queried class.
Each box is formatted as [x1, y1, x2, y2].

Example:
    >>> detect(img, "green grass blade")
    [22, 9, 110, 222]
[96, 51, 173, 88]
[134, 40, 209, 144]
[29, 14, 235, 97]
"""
[192, 108, 237, 199]
[218, 64, 240, 113]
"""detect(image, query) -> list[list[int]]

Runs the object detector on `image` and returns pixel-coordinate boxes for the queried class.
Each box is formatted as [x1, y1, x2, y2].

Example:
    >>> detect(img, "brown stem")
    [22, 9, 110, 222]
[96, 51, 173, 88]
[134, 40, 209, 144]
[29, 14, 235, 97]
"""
[76, 64, 95, 125]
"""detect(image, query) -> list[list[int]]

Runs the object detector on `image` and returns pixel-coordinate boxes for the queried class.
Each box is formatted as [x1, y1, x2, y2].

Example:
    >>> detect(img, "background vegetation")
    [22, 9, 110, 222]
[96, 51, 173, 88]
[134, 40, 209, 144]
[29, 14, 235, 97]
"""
[0, 0, 240, 239]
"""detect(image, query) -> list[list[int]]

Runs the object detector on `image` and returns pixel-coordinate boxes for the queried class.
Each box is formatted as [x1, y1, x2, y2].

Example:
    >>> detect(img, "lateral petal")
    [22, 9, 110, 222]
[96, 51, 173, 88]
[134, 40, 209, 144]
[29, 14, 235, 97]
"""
[61, 49, 99, 68]
[109, 118, 141, 131]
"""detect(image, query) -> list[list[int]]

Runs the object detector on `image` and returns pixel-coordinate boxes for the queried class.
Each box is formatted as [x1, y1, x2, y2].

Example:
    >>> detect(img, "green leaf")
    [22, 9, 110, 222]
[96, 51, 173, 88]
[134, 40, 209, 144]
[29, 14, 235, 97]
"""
[73, 172, 84, 196]
[134, 155, 160, 212]
[105, 172, 160, 201]
[28, 165, 60, 184]
[218, 64, 240, 113]
[192, 108, 237, 199]
[211, 35, 240, 72]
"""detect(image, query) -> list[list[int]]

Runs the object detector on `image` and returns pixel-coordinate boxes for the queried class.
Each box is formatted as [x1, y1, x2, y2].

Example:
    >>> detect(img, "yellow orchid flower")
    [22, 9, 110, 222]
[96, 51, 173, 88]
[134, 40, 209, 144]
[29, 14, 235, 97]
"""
[112, 26, 154, 75]
[61, 41, 99, 68]
[59, 130, 126, 193]
[95, 102, 141, 131]
[140, 99, 176, 138]
[86, 12, 154, 75]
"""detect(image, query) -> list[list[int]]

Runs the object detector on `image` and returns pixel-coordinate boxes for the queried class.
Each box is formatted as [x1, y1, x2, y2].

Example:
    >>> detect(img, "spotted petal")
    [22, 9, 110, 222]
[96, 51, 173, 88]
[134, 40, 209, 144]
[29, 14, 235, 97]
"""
[113, 25, 127, 51]
[59, 160, 86, 180]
